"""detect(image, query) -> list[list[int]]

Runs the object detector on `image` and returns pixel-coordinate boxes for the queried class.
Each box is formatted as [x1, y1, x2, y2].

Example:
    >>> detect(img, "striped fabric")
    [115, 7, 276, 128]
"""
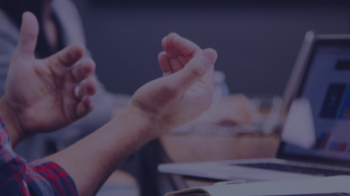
[0, 117, 78, 196]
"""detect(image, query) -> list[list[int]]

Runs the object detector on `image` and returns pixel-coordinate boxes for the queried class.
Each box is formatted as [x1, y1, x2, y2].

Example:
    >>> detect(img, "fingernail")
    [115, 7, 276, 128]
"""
[202, 49, 217, 65]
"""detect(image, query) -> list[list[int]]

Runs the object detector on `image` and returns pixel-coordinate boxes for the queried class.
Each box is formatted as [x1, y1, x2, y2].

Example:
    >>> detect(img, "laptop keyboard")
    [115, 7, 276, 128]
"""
[235, 163, 350, 176]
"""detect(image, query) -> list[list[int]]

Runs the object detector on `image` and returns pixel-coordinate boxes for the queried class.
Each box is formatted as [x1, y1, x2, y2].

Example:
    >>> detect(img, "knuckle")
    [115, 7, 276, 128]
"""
[190, 64, 206, 79]
[57, 55, 69, 67]
[78, 65, 85, 79]
[67, 50, 75, 63]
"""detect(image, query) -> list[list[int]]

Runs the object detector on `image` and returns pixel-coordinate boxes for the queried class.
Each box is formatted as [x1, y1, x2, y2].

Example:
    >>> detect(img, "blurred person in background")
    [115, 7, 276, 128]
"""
[0, 0, 258, 195]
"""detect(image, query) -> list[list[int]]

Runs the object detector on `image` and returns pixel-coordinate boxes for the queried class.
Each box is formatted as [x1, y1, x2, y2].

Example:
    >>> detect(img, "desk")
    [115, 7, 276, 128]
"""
[159, 131, 280, 189]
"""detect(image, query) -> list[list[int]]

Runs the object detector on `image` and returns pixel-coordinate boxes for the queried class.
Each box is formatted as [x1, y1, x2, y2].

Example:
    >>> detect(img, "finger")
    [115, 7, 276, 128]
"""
[71, 58, 96, 82]
[44, 43, 85, 76]
[76, 96, 93, 118]
[77, 77, 97, 99]
[162, 33, 200, 58]
[171, 48, 217, 95]
[172, 33, 201, 59]
[158, 52, 173, 76]
[169, 57, 185, 73]
[162, 34, 176, 58]
[163, 33, 202, 73]
[162, 34, 184, 73]
[16, 12, 39, 57]
[199, 63, 214, 91]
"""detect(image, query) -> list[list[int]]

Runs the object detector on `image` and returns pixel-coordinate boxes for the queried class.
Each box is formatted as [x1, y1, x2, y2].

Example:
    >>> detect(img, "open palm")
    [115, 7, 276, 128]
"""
[5, 12, 97, 136]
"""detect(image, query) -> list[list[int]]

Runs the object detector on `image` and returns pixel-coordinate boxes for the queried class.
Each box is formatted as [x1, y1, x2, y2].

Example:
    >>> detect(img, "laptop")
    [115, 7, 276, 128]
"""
[158, 32, 350, 182]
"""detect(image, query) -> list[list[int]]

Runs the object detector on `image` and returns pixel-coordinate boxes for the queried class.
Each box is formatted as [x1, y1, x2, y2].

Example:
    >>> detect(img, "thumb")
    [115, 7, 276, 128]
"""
[171, 48, 217, 95]
[15, 12, 39, 58]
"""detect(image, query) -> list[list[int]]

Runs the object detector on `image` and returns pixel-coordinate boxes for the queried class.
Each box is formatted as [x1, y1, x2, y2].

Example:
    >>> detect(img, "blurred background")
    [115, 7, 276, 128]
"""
[4, 1, 350, 196]
[72, 0, 350, 97]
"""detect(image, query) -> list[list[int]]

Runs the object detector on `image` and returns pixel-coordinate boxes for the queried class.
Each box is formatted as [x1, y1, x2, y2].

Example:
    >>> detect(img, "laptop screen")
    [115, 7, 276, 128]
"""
[278, 38, 350, 166]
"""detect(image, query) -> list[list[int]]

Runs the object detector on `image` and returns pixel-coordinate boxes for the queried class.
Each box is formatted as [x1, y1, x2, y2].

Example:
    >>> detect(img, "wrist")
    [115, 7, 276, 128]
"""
[0, 97, 26, 147]
[114, 104, 168, 142]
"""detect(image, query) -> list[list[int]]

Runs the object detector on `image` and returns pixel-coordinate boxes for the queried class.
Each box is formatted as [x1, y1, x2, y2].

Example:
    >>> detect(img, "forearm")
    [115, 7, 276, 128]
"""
[45, 106, 157, 196]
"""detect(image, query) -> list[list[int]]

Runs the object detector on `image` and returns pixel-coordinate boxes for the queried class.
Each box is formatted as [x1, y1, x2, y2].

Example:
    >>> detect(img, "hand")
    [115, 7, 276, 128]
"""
[189, 94, 260, 126]
[128, 33, 217, 137]
[158, 34, 257, 127]
[2, 12, 97, 145]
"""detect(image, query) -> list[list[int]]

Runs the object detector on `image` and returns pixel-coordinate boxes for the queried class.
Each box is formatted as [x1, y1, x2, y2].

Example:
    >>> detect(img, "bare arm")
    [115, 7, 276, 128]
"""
[46, 33, 217, 196]
[1, 12, 217, 195]
[45, 106, 155, 196]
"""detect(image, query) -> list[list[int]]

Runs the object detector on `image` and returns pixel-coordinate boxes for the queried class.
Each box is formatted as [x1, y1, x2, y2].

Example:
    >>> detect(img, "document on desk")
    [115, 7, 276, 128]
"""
[165, 176, 350, 196]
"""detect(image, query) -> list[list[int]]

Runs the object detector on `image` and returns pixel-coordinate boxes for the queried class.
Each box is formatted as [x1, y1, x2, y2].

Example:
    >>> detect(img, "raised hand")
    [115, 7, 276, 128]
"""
[128, 33, 217, 136]
[158, 34, 258, 127]
[2, 12, 97, 145]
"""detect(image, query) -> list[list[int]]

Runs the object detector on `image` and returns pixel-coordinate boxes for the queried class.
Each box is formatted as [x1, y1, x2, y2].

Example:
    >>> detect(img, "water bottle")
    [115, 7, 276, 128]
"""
[212, 71, 230, 102]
